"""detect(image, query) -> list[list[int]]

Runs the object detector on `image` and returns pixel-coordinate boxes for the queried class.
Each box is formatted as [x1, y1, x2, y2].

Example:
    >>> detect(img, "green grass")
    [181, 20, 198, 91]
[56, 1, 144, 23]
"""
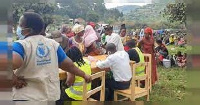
[149, 66, 187, 101]
[166, 45, 192, 55]
[136, 45, 190, 101]
[148, 45, 190, 101]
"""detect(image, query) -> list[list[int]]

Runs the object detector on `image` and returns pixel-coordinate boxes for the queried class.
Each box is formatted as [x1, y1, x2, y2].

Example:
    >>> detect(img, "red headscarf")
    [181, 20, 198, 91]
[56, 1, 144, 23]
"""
[144, 27, 153, 39]
[87, 22, 96, 29]
[142, 27, 154, 53]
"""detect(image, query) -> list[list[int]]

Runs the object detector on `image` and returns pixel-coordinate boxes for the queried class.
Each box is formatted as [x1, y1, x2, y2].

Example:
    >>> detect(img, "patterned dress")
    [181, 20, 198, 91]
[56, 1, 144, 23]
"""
[69, 37, 85, 54]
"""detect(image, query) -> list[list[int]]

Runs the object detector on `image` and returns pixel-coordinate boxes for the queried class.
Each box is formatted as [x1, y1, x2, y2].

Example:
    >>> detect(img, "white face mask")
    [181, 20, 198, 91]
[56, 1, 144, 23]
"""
[107, 51, 111, 56]
[16, 26, 25, 40]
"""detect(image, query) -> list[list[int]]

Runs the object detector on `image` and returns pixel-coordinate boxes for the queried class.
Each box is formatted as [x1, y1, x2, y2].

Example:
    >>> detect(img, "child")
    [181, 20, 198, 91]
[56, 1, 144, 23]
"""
[96, 43, 132, 101]
[182, 53, 187, 67]
[178, 37, 186, 48]
[64, 46, 92, 101]
[176, 51, 186, 67]
[155, 39, 169, 65]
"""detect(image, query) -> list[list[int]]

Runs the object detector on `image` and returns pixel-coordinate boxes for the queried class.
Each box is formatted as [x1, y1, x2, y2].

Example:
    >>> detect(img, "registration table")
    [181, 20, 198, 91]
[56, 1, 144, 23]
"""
[59, 55, 107, 80]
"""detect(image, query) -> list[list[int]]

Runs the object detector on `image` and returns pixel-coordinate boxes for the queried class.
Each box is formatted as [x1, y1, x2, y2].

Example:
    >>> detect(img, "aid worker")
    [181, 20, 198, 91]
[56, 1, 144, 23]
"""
[126, 39, 145, 76]
[12, 12, 91, 101]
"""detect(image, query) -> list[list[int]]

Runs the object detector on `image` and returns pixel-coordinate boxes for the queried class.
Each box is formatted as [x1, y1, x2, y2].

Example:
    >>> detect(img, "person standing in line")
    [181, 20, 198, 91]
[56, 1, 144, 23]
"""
[60, 24, 74, 38]
[119, 24, 127, 45]
[69, 24, 85, 54]
[83, 25, 102, 56]
[104, 25, 124, 51]
[48, 30, 69, 53]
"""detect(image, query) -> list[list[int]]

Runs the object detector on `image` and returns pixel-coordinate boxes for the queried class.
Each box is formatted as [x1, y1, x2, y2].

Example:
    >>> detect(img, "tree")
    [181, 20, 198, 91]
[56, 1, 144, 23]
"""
[57, 0, 122, 23]
[86, 11, 99, 22]
[12, 3, 56, 31]
[163, 2, 186, 25]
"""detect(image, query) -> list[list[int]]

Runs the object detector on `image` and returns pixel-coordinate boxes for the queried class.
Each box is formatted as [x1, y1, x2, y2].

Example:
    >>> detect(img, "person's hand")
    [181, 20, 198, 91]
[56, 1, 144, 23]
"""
[65, 73, 75, 87]
[13, 75, 27, 89]
[66, 79, 74, 87]
[101, 42, 107, 49]
[83, 74, 92, 83]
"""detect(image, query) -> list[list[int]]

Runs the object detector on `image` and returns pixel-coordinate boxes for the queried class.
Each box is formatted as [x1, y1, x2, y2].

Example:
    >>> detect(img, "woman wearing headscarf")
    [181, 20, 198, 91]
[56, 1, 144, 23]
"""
[138, 27, 158, 85]
[69, 24, 85, 54]
[88, 22, 101, 42]
[60, 24, 74, 38]
[83, 25, 102, 56]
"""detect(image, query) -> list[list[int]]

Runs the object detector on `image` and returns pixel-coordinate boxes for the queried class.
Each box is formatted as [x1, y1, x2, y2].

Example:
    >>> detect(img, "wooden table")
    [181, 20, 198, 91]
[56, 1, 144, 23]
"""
[59, 55, 107, 80]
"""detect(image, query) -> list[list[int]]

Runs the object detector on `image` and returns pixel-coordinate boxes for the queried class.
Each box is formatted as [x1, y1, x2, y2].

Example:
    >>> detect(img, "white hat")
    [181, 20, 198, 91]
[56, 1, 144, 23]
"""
[72, 24, 84, 34]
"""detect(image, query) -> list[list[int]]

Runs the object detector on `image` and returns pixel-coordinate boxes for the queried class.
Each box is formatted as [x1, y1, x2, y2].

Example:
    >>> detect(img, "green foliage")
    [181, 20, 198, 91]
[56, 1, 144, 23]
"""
[105, 18, 115, 25]
[12, 0, 123, 30]
[122, 0, 186, 29]
[86, 11, 99, 22]
[12, 3, 56, 28]
[104, 8, 123, 21]
[58, 0, 122, 22]
[163, 2, 186, 25]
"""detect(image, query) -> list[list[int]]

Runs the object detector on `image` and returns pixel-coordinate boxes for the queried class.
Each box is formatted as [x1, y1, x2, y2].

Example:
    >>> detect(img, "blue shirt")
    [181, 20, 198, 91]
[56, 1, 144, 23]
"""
[0, 42, 8, 54]
[13, 42, 67, 64]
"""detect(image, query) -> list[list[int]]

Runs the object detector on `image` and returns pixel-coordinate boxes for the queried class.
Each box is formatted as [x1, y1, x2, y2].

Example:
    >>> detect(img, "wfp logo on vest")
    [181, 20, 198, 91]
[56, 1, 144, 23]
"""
[36, 42, 51, 66]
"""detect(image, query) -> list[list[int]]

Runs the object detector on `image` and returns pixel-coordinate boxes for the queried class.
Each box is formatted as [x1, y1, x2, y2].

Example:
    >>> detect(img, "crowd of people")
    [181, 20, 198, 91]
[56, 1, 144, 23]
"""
[153, 30, 187, 68]
[11, 11, 187, 102]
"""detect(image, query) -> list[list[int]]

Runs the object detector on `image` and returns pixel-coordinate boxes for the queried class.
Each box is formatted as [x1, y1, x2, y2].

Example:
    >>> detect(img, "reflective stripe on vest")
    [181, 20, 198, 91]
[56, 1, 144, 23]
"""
[73, 82, 83, 86]
[65, 60, 91, 100]
[69, 87, 83, 96]
[69, 82, 84, 96]
[134, 47, 145, 76]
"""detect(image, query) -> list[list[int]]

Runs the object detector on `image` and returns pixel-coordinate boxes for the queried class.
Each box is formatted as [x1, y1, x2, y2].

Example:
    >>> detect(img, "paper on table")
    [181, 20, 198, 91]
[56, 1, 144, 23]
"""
[88, 56, 97, 62]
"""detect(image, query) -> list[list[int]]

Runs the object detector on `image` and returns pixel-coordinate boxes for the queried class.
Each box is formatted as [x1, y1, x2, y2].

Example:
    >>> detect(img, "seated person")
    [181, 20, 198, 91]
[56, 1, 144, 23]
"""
[124, 40, 131, 51]
[178, 37, 186, 47]
[182, 53, 187, 66]
[96, 43, 132, 101]
[124, 45, 130, 51]
[155, 40, 169, 64]
[64, 46, 91, 101]
[169, 34, 175, 45]
[176, 51, 186, 67]
[126, 39, 145, 76]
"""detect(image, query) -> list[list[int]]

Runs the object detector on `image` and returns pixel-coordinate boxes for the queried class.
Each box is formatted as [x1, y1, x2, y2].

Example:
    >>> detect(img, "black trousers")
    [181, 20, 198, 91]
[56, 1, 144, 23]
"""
[105, 78, 130, 101]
